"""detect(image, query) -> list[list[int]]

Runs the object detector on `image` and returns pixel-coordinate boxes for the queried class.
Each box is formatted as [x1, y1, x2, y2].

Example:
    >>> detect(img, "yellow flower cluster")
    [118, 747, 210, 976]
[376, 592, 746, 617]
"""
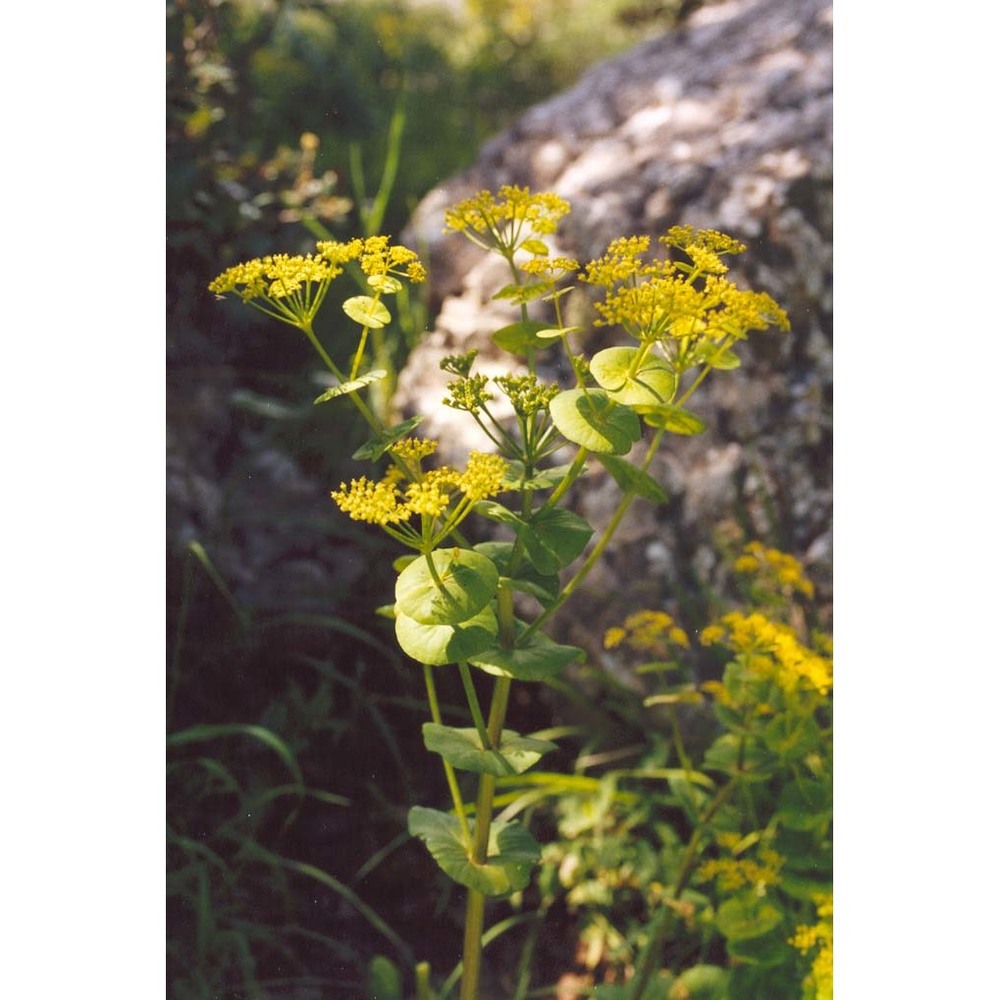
[518, 255, 580, 277]
[209, 253, 341, 302]
[661, 225, 747, 274]
[700, 612, 832, 697]
[457, 451, 509, 501]
[208, 236, 425, 328]
[330, 450, 508, 548]
[603, 610, 690, 656]
[579, 227, 789, 363]
[697, 843, 784, 893]
[389, 437, 439, 462]
[444, 185, 571, 255]
[790, 893, 833, 1000]
[734, 541, 815, 599]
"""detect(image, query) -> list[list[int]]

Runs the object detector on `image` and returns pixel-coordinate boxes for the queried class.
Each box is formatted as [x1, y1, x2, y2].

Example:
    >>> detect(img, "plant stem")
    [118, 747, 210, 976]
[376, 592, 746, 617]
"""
[300, 319, 383, 436]
[459, 589, 515, 1000]
[458, 661, 491, 752]
[424, 665, 471, 847]
[415, 960, 434, 1000]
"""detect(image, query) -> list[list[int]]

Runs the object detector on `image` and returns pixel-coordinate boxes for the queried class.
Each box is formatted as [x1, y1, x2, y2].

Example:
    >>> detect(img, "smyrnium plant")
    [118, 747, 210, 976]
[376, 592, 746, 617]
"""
[210, 185, 792, 1000]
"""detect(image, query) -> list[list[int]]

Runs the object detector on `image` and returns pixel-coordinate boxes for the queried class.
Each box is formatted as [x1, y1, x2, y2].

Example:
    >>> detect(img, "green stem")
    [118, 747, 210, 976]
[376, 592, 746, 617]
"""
[415, 961, 434, 1000]
[460, 590, 516, 1000]
[299, 319, 383, 436]
[539, 445, 589, 512]
[458, 661, 491, 752]
[423, 665, 471, 847]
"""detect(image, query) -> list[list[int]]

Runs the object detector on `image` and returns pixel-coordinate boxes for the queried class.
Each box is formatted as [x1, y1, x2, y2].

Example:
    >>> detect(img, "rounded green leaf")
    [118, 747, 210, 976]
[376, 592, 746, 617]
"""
[395, 548, 499, 625]
[313, 369, 387, 404]
[407, 806, 539, 897]
[673, 965, 731, 1000]
[422, 723, 558, 775]
[517, 506, 593, 574]
[549, 388, 640, 454]
[367, 274, 403, 294]
[395, 606, 498, 666]
[590, 346, 677, 406]
[716, 892, 783, 943]
[490, 320, 552, 355]
[633, 403, 707, 436]
[471, 630, 585, 681]
[343, 295, 392, 328]
[473, 541, 561, 604]
[535, 325, 582, 340]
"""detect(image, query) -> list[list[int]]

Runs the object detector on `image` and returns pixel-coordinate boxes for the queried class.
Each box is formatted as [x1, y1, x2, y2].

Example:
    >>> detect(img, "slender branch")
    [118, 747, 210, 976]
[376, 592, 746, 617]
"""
[423, 665, 471, 847]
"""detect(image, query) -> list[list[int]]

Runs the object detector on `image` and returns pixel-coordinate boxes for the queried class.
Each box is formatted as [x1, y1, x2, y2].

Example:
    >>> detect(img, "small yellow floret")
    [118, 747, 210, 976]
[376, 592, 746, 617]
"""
[458, 452, 508, 502]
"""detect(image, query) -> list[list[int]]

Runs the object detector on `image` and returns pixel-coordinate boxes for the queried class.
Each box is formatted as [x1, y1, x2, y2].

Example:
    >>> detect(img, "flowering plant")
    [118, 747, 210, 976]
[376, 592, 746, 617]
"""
[210, 186, 809, 999]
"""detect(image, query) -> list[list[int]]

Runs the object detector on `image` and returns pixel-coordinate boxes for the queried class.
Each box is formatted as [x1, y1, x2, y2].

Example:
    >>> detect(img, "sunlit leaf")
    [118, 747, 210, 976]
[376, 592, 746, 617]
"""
[367, 274, 403, 294]
[343, 295, 392, 328]
[395, 548, 499, 626]
[490, 320, 552, 355]
[395, 606, 498, 666]
[590, 346, 677, 406]
[313, 369, 387, 404]
[633, 403, 707, 436]
[407, 806, 539, 896]
[549, 388, 640, 454]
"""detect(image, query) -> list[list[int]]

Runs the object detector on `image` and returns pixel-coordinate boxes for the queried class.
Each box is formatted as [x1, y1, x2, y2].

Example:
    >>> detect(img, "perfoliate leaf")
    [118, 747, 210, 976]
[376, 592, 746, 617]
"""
[313, 369, 387, 404]
[422, 723, 557, 775]
[473, 541, 561, 604]
[395, 548, 499, 626]
[704, 347, 742, 370]
[342, 295, 392, 328]
[471, 629, 585, 682]
[501, 461, 581, 492]
[474, 500, 525, 526]
[517, 506, 593, 574]
[633, 403, 707, 436]
[549, 388, 641, 454]
[716, 892, 784, 943]
[596, 454, 669, 504]
[490, 320, 552, 355]
[367, 274, 403, 294]
[395, 606, 498, 666]
[590, 346, 677, 406]
[407, 806, 540, 896]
